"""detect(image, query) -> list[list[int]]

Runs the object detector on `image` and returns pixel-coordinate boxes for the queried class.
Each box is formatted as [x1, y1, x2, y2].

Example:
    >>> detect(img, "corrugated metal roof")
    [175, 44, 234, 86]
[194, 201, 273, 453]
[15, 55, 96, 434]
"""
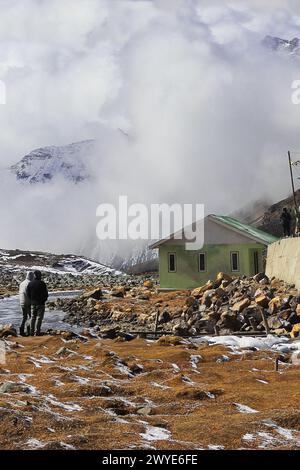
[210, 215, 279, 245]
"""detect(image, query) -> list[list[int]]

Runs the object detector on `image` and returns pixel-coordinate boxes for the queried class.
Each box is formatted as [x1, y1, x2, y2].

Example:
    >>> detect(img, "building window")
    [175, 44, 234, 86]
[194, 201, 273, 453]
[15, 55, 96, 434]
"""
[168, 253, 176, 272]
[231, 251, 239, 272]
[198, 252, 206, 272]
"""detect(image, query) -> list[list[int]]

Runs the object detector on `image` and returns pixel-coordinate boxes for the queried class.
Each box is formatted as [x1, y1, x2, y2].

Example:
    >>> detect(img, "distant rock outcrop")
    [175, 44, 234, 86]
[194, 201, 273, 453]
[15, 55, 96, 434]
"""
[255, 189, 300, 237]
[262, 35, 300, 57]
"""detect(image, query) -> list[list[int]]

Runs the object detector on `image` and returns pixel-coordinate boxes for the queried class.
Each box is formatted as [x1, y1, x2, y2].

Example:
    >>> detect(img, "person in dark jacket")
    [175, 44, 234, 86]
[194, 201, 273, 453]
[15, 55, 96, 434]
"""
[26, 270, 48, 336]
[280, 207, 292, 237]
[19, 271, 34, 336]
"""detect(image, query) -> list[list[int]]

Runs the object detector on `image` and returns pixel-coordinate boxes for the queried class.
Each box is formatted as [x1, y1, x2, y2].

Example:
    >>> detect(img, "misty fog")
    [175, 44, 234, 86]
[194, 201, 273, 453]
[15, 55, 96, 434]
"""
[1, 0, 300, 263]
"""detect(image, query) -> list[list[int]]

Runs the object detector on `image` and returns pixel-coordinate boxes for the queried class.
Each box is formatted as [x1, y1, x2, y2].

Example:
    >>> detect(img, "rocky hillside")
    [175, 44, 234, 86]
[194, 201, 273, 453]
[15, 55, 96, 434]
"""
[244, 190, 300, 237]
[263, 35, 300, 57]
[0, 248, 124, 295]
[0, 248, 121, 275]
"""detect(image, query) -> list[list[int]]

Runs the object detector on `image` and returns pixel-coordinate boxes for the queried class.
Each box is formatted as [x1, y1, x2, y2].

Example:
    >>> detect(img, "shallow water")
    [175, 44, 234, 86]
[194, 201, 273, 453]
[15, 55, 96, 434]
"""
[0, 290, 81, 333]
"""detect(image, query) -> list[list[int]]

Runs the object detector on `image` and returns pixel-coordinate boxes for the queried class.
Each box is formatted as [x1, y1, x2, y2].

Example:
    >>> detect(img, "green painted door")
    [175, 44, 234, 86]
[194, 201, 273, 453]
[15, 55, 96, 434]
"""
[249, 248, 262, 275]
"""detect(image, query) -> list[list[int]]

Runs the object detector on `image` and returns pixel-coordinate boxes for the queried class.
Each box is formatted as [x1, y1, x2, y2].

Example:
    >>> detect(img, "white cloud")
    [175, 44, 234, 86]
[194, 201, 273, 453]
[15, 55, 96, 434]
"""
[0, 0, 300, 259]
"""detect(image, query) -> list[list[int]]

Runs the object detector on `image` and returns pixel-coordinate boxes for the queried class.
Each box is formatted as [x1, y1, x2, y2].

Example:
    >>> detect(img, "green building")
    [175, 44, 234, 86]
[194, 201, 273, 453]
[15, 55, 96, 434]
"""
[150, 214, 278, 290]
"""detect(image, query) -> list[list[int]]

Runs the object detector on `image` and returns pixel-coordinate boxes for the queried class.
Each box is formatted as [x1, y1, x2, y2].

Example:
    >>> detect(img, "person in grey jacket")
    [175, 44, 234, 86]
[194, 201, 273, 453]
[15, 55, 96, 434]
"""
[26, 270, 48, 336]
[19, 271, 34, 336]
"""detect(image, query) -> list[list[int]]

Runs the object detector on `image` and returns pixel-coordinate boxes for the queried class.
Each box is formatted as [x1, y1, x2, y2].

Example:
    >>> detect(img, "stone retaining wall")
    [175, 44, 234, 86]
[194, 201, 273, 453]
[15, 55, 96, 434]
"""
[266, 238, 300, 290]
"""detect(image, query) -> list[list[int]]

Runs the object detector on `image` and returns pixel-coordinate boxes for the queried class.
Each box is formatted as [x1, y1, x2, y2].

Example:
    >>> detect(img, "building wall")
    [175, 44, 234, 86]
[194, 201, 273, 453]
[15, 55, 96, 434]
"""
[163, 216, 261, 246]
[159, 243, 264, 289]
[266, 238, 300, 291]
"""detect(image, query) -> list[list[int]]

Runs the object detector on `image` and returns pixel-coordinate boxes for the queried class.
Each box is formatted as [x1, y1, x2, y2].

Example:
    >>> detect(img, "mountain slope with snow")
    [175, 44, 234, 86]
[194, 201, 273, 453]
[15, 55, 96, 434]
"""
[10, 140, 95, 184]
[0, 248, 122, 276]
[263, 35, 300, 57]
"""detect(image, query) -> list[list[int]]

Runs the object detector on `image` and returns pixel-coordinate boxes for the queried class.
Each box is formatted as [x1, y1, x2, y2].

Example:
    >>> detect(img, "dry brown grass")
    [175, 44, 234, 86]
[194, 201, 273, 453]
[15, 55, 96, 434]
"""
[0, 335, 300, 450]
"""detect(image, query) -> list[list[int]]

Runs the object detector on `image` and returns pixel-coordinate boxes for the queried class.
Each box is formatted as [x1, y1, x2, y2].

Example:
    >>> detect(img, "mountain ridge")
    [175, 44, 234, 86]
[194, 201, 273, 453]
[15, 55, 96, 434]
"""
[0, 247, 122, 276]
[262, 35, 300, 56]
[10, 139, 95, 184]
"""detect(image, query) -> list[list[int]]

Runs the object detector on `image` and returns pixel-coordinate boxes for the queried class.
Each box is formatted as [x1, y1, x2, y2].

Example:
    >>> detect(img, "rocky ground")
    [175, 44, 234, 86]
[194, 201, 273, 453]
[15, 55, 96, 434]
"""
[0, 271, 149, 299]
[0, 333, 300, 450]
[48, 273, 300, 340]
[0, 272, 88, 298]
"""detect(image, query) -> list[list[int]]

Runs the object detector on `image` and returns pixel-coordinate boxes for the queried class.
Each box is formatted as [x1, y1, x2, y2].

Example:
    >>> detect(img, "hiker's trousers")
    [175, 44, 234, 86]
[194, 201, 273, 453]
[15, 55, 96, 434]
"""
[30, 304, 45, 336]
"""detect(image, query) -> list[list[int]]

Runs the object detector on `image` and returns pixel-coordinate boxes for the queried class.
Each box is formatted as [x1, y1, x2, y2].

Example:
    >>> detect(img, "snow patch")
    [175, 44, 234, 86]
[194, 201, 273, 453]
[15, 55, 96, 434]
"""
[194, 334, 300, 353]
[32, 355, 55, 364]
[72, 375, 90, 385]
[45, 395, 82, 412]
[242, 420, 300, 448]
[140, 425, 171, 442]
[28, 357, 42, 368]
[151, 382, 170, 390]
[208, 444, 225, 450]
[25, 438, 46, 449]
[234, 403, 258, 414]
[115, 361, 134, 377]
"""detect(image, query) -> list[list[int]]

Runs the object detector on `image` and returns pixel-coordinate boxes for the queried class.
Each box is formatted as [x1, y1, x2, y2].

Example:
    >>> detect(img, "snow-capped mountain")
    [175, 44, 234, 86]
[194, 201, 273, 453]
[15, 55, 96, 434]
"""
[263, 35, 300, 56]
[10, 140, 95, 184]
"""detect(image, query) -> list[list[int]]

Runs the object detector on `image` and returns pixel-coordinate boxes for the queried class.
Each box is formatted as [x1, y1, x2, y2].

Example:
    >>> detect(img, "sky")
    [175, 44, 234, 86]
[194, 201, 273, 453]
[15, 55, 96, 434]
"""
[1, 0, 300, 261]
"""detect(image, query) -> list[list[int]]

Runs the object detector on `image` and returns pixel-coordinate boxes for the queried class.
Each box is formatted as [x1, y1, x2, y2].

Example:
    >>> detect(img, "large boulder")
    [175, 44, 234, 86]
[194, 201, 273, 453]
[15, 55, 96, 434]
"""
[268, 296, 282, 314]
[111, 287, 126, 298]
[267, 316, 283, 330]
[232, 298, 251, 313]
[242, 306, 262, 323]
[0, 324, 17, 338]
[159, 311, 171, 324]
[287, 312, 300, 325]
[172, 323, 189, 336]
[100, 327, 119, 339]
[278, 309, 293, 321]
[255, 294, 270, 308]
[216, 272, 233, 284]
[261, 275, 270, 284]
[214, 287, 227, 299]
[82, 288, 103, 300]
[289, 296, 300, 310]
[191, 281, 214, 298]
[253, 272, 266, 283]
[185, 296, 196, 308]
[291, 324, 300, 339]
[201, 290, 215, 307]
[207, 310, 222, 322]
[143, 280, 153, 289]
[218, 311, 241, 331]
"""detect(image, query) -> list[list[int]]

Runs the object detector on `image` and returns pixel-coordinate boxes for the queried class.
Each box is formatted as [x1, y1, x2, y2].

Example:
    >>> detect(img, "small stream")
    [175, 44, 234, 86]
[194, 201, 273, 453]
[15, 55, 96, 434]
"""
[0, 290, 82, 333]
